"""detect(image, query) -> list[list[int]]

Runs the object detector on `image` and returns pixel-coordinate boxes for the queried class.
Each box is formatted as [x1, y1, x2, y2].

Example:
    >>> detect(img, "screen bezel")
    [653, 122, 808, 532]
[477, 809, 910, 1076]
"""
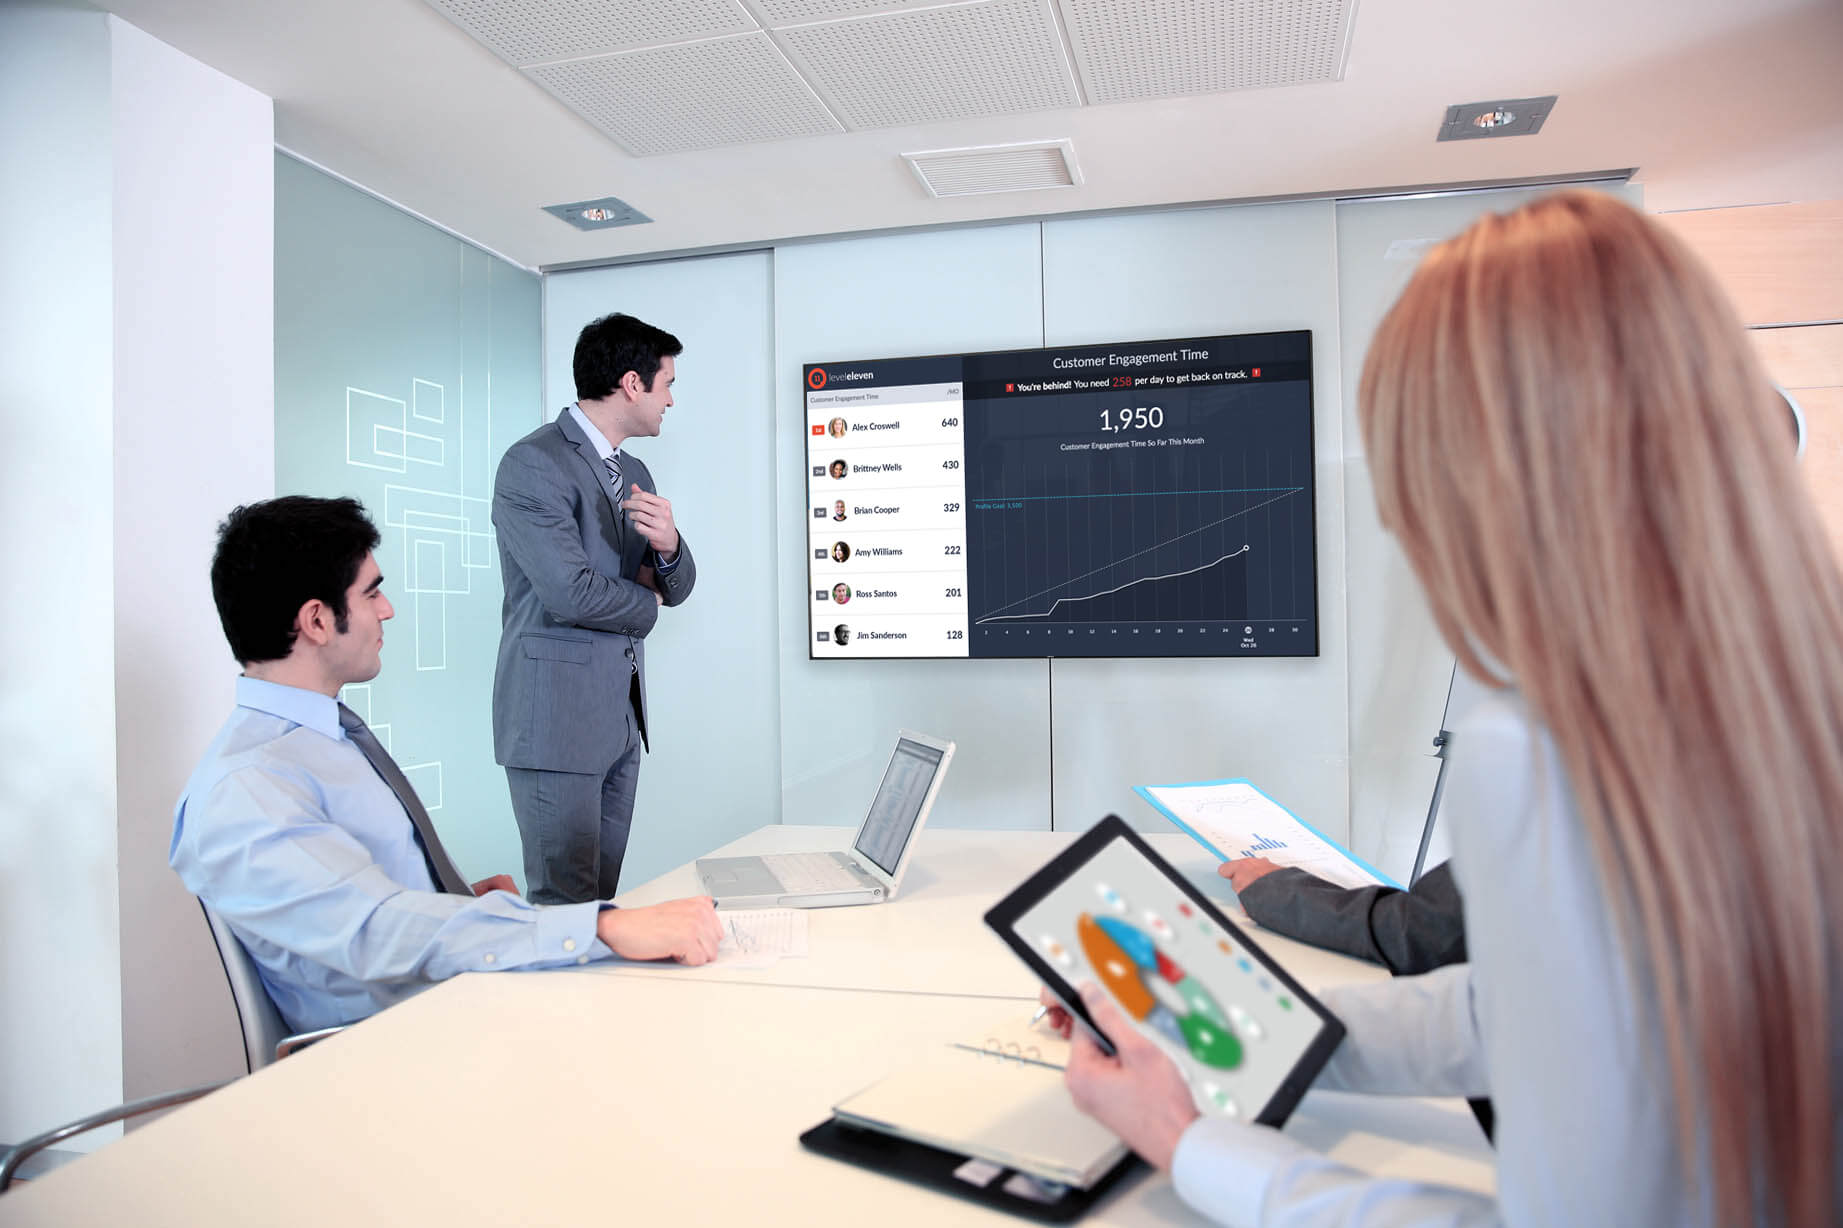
[803, 330, 1320, 663]
[850, 729, 955, 893]
[983, 814, 1345, 1129]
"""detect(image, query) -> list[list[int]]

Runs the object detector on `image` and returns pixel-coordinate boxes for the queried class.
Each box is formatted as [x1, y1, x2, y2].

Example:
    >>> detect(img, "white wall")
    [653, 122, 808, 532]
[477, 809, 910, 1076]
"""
[0, 4, 273, 1146]
[543, 252, 781, 888]
[0, 0, 124, 1150]
[774, 225, 1054, 833]
[110, 15, 274, 1105]
[1041, 202, 1350, 837]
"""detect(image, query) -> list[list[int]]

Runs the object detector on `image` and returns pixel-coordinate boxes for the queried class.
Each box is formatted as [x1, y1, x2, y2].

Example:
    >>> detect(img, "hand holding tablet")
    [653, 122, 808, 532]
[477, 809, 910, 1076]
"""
[984, 816, 1344, 1138]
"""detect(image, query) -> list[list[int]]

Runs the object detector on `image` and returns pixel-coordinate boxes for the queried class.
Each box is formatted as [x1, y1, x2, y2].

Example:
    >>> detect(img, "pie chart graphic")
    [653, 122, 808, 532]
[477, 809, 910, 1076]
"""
[1077, 911, 1243, 1069]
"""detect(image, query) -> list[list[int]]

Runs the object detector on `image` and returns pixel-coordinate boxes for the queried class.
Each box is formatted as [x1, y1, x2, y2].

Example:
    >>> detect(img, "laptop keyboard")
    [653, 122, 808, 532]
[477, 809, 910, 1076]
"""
[767, 851, 863, 893]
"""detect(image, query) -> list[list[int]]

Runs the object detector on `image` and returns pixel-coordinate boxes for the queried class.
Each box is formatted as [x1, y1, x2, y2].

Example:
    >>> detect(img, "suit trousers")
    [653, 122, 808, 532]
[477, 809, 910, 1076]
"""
[505, 705, 644, 904]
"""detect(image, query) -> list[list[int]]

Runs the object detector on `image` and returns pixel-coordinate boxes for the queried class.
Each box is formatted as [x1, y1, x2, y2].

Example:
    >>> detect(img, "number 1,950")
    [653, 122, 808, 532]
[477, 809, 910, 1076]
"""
[1101, 406, 1163, 433]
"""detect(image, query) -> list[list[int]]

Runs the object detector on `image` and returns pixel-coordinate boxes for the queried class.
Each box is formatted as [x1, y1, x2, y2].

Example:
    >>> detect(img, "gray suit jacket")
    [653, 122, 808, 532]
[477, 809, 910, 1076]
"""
[490, 410, 695, 773]
[1235, 860, 1466, 975]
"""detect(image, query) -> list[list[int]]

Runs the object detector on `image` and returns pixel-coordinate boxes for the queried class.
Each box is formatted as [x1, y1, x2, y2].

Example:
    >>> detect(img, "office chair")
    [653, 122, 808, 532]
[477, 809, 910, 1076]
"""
[0, 906, 346, 1192]
[199, 901, 344, 1073]
[0, 1082, 228, 1191]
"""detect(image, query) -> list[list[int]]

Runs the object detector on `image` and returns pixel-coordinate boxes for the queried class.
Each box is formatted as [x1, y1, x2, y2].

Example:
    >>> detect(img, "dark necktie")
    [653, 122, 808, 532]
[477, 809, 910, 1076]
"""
[337, 703, 472, 895]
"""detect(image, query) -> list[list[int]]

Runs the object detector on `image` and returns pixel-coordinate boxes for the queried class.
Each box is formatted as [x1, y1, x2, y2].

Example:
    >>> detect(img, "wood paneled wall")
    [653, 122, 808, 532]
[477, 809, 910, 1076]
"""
[1659, 202, 1843, 556]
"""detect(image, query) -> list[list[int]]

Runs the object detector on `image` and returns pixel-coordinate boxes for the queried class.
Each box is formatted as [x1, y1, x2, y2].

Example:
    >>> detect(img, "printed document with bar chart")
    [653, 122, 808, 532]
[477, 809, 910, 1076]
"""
[1134, 778, 1401, 890]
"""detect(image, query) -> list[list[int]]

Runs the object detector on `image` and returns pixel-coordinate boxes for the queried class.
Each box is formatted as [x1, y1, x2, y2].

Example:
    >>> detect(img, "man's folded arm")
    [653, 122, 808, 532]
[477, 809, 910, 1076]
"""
[648, 535, 695, 605]
[492, 448, 660, 635]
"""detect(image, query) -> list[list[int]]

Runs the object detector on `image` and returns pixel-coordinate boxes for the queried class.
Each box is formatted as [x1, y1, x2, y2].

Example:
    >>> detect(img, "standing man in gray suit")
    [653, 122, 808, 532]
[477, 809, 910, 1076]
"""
[492, 313, 696, 904]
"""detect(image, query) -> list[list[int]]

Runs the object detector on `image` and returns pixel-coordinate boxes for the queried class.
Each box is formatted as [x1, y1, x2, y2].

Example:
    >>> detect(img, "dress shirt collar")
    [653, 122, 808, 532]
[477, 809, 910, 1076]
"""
[566, 403, 617, 461]
[235, 675, 345, 742]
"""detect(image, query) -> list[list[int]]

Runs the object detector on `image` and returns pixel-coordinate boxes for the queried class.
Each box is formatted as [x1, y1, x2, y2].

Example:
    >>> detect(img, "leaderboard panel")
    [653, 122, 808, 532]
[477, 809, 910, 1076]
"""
[805, 333, 1319, 660]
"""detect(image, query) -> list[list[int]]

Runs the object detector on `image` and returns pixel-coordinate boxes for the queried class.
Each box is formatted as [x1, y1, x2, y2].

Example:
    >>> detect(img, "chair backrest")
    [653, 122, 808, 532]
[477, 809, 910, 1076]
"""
[199, 900, 289, 1075]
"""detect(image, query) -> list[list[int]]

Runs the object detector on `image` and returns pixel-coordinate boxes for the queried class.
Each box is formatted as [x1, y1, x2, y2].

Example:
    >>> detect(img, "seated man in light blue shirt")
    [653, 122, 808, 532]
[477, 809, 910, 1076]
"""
[172, 495, 722, 1033]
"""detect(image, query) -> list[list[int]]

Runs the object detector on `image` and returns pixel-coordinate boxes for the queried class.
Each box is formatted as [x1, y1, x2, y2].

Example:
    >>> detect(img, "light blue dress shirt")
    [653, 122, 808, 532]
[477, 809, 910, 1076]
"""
[1167, 689, 1747, 1226]
[172, 677, 611, 1032]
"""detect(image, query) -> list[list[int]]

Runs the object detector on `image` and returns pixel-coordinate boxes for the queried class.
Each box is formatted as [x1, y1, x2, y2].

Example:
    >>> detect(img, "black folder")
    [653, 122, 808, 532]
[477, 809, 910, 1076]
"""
[799, 1116, 1142, 1223]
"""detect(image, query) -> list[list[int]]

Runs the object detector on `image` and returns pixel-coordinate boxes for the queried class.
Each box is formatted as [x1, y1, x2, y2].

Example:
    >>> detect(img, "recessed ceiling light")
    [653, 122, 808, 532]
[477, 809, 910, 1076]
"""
[542, 195, 652, 231]
[1437, 96, 1557, 141]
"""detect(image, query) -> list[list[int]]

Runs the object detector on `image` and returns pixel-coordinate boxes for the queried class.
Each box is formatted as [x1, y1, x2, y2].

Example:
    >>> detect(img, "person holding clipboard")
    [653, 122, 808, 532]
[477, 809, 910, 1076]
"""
[1040, 193, 1843, 1226]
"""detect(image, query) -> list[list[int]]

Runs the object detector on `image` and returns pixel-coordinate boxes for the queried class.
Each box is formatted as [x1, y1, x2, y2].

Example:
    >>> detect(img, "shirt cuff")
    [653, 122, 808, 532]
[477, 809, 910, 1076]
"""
[526, 899, 611, 967]
[654, 548, 680, 574]
[1171, 1116, 1304, 1226]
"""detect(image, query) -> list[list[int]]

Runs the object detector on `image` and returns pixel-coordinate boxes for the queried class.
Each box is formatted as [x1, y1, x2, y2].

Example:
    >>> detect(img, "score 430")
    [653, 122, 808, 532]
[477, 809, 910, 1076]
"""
[1101, 406, 1164, 433]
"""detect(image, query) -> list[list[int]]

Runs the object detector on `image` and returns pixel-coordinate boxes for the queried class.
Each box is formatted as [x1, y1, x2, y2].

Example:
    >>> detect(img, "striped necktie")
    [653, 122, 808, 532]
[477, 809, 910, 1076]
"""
[604, 451, 622, 499]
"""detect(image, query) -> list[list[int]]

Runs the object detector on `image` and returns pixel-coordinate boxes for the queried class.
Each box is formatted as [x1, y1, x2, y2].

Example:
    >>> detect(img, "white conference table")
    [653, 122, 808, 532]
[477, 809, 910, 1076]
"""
[609, 826, 1395, 1000]
[0, 828, 1496, 1226]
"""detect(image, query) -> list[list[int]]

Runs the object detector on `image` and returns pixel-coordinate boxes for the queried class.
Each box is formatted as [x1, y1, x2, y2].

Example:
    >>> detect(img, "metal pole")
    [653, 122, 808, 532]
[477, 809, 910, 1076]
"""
[1410, 661, 1458, 886]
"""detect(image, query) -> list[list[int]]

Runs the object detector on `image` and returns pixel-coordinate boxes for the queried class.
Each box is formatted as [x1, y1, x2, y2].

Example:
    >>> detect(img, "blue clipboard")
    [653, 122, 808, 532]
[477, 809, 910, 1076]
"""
[1133, 777, 1402, 890]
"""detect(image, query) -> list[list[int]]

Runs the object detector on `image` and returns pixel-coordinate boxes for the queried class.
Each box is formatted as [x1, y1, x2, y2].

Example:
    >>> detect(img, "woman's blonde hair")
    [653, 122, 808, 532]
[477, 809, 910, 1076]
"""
[1359, 190, 1841, 1225]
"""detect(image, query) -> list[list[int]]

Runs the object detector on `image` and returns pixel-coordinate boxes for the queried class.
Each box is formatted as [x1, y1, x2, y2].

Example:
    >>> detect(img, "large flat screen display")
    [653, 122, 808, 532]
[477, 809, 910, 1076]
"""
[804, 331, 1318, 660]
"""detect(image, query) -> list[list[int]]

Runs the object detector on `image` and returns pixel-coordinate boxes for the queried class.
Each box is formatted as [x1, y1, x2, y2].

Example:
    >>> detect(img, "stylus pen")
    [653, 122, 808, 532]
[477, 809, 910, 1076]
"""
[1029, 1005, 1050, 1026]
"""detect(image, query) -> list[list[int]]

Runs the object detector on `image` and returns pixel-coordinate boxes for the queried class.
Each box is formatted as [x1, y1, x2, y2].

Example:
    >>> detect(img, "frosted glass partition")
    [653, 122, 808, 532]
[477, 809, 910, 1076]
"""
[275, 154, 541, 888]
[774, 224, 1053, 832]
[542, 252, 778, 889]
[0, 1, 123, 1151]
[1332, 182, 1642, 877]
[1041, 201, 1351, 838]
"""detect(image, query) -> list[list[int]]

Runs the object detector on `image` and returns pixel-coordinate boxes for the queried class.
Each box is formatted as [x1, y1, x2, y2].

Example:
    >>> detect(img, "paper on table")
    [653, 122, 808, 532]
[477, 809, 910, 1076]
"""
[715, 908, 809, 967]
[1136, 778, 1401, 890]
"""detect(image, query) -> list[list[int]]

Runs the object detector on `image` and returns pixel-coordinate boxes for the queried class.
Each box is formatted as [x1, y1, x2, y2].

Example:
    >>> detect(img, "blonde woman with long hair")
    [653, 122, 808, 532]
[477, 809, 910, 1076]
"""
[1047, 191, 1842, 1226]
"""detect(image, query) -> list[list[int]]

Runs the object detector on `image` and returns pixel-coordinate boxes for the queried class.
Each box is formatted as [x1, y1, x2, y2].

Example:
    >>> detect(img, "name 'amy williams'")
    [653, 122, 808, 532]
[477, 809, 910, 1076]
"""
[853, 506, 901, 516]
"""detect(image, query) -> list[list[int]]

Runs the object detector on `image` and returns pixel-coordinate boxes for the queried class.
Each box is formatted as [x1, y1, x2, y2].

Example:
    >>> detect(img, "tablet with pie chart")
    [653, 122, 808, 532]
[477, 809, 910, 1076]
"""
[984, 814, 1345, 1127]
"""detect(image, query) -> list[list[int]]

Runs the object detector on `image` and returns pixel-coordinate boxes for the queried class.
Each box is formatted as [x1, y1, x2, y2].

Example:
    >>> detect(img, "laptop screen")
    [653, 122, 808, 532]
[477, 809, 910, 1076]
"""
[854, 738, 947, 875]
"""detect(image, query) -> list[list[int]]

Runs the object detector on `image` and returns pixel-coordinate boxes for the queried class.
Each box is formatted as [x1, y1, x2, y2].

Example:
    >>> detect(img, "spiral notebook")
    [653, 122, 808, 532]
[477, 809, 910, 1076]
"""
[829, 1018, 1128, 1189]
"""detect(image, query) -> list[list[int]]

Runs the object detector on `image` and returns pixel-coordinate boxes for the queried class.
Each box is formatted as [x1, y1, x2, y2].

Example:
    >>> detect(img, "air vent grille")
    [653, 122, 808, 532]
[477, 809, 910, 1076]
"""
[903, 140, 1081, 198]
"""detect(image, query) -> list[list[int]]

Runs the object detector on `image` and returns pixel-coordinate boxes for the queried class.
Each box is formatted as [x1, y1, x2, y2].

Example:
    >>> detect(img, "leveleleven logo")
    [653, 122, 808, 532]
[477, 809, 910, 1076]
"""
[807, 367, 828, 390]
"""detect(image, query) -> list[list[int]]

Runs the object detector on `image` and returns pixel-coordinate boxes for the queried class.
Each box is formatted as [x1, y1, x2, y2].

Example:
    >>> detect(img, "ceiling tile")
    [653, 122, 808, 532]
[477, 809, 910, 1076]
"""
[777, 0, 1078, 131]
[1061, 0, 1352, 105]
[426, 0, 756, 67]
[526, 33, 842, 155]
[751, 0, 952, 24]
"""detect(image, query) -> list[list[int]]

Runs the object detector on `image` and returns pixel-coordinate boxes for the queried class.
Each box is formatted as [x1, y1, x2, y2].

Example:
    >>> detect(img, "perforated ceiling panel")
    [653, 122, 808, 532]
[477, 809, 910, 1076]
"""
[1061, 0, 1353, 105]
[778, 0, 1078, 131]
[526, 34, 842, 155]
[750, 0, 942, 23]
[426, 0, 753, 65]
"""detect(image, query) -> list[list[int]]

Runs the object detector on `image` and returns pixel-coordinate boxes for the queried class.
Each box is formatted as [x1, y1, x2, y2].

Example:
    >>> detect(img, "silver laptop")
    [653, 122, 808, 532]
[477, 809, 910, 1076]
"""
[697, 730, 955, 908]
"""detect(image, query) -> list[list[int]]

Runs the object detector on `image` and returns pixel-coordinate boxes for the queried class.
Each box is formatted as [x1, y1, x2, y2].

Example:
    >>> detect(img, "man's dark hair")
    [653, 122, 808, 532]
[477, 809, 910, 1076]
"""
[211, 496, 381, 664]
[573, 312, 683, 402]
